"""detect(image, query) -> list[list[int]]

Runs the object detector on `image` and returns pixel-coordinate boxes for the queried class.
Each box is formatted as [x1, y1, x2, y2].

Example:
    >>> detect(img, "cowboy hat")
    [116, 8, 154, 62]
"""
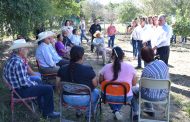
[93, 31, 101, 37]
[36, 31, 55, 42]
[8, 39, 33, 51]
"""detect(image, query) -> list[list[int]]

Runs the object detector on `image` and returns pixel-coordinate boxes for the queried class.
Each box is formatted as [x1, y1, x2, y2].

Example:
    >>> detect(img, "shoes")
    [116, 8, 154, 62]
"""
[135, 66, 142, 69]
[144, 111, 155, 117]
[133, 115, 138, 121]
[43, 112, 60, 119]
[76, 110, 83, 118]
[114, 111, 123, 120]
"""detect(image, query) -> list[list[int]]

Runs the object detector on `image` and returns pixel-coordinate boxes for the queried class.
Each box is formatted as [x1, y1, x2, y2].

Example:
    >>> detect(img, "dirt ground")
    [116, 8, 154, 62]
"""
[0, 35, 190, 122]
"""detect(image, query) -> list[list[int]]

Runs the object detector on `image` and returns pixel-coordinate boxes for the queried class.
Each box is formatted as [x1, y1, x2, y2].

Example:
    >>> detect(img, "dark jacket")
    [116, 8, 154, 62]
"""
[89, 24, 101, 37]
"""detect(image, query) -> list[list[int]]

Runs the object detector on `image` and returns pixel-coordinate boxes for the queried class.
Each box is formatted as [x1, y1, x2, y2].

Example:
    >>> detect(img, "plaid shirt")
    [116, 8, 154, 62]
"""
[3, 54, 37, 89]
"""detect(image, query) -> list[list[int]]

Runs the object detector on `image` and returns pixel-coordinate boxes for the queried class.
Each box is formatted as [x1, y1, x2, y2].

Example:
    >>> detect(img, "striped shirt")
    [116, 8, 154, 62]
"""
[141, 60, 169, 101]
[3, 54, 37, 89]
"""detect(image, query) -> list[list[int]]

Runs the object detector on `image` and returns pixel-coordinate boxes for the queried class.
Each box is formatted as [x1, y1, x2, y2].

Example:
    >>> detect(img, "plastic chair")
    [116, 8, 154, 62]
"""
[100, 81, 133, 121]
[59, 82, 100, 122]
[2, 76, 37, 122]
[36, 60, 57, 82]
[138, 78, 171, 122]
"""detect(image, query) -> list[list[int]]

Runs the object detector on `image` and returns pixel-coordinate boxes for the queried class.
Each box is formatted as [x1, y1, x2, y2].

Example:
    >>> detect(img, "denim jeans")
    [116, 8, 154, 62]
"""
[132, 39, 137, 57]
[105, 95, 138, 113]
[108, 35, 115, 47]
[63, 88, 100, 117]
[16, 85, 54, 115]
[30, 72, 42, 84]
[80, 30, 89, 43]
[137, 40, 143, 67]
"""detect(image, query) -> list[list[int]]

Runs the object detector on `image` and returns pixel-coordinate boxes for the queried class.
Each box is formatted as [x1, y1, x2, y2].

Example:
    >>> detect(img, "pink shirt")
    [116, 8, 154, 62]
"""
[107, 25, 116, 36]
[100, 62, 136, 96]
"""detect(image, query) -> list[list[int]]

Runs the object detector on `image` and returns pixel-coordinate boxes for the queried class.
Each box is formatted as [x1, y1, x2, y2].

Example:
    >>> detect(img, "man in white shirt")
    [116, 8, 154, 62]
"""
[36, 31, 69, 74]
[132, 17, 149, 69]
[152, 15, 172, 65]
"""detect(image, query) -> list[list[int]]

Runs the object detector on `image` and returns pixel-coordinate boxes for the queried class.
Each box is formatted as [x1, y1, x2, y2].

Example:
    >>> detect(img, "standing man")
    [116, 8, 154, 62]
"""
[132, 17, 149, 69]
[89, 19, 101, 52]
[107, 22, 117, 48]
[153, 15, 172, 65]
[3, 39, 60, 118]
[80, 18, 89, 43]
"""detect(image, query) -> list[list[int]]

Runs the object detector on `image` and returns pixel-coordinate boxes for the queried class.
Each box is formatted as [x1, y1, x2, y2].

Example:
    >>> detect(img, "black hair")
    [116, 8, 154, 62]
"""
[68, 46, 84, 82]
[141, 47, 154, 63]
[111, 46, 124, 81]
[72, 29, 78, 35]
[57, 34, 61, 39]
[65, 20, 70, 26]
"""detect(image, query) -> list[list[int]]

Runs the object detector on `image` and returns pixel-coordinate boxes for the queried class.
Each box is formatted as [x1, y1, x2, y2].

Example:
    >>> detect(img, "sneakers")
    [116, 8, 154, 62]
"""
[135, 66, 142, 69]
[133, 115, 138, 121]
[43, 112, 60, 119]
[76, 110, 83, 118]
[114, 111, 123, 120]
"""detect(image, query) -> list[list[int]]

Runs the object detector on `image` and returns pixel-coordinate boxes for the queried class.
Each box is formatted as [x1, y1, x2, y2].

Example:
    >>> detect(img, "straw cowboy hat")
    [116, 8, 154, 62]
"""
[93, 31, 102, 37]
[8, 39, 33, 51]
[36, 31, 55, 42]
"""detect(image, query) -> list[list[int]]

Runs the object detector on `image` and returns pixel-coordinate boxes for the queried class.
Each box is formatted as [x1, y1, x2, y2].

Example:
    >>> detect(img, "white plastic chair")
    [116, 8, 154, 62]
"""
[138, 78, 171, 122]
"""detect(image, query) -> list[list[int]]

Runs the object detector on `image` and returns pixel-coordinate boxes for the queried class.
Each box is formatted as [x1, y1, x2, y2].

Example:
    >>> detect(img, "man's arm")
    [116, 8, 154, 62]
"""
[16, 62, 37, 87]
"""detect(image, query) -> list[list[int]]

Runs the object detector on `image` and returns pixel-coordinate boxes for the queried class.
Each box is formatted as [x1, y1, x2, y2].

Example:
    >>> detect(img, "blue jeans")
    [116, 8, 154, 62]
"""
[16, 85, 54, 115]
[105, 95, 138, 113]
[63, 88, 100, 117]
[132, 39, 137, 57]
[80, 30, 89, 42]
[108, 35, 115, 47]
[137, 40, 143, 67]
[30, 72, 42, 84]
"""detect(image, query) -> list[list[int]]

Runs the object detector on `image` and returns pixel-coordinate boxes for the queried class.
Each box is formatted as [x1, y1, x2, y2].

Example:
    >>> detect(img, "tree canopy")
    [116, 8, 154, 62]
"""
[0, 0, 80, 39]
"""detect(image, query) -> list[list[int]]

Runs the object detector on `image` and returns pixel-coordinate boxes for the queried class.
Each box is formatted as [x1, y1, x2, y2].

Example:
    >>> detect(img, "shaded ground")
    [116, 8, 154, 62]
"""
[0, 35, 190, 122]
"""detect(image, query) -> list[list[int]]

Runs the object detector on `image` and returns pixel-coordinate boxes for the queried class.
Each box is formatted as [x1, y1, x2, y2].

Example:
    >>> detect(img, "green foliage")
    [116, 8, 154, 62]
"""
[119, 1, 141, 23]
[0, 0, 80, 39]
[173, 0, 190, 36]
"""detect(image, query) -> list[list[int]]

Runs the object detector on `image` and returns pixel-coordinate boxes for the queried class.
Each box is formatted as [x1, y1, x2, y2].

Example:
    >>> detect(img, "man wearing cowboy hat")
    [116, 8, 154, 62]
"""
[36, 31, 69, 74]
[3, 39, 60, 118]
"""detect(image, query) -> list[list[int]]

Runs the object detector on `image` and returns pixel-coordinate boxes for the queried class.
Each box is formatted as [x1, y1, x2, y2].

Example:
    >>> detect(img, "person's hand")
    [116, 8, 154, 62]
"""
[143, 42, 147, 47]
[152, 46, 157, 50]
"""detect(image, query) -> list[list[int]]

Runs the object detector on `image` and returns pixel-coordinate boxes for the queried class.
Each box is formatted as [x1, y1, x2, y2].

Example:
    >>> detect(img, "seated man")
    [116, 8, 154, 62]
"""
[140, 46, 169, 116]
[17, 34, 42, 83]
[93, 31, 109, 65]
[62, 29, 74, 47]
[36, 31, 69, 74]
[3, 39, 60, 118]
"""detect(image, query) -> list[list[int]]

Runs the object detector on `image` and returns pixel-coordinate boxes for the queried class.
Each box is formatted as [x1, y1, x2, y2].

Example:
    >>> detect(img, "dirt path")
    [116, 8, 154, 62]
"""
[83, 35, 190, 122]
[0, 36, 189, 122]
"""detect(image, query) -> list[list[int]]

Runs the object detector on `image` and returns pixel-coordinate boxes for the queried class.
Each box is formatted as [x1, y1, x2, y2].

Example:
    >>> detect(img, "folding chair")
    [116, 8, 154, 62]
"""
[36, 60, 57, 82]
[100, 81, 133, 121]
[138, 78, 171, 122]
[59, 82, 100, 122]
[2, 76, 37, 122]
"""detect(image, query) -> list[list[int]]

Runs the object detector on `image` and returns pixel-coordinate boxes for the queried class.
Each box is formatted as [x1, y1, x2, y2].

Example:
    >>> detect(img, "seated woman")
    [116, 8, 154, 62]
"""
[140, 46, 169, 116]
[55, 34, 70, 59]
[93, 31, 108, 65]
[70, 29, 81, 46]
[57, 46, 100, 118]
[99, 46, 138, 121]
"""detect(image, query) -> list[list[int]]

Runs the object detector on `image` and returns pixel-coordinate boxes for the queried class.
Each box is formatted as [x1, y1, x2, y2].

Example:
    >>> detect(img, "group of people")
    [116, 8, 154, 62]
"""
[3, 17, 170, 121]
[128, 15, 172, 68]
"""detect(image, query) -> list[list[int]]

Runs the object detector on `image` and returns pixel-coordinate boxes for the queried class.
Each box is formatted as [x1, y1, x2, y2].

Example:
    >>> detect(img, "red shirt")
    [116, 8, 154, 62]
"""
[107, 25, 116, 36]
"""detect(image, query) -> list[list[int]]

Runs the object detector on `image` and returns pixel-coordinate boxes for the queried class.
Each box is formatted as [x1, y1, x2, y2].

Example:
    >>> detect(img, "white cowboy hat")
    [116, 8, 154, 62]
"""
[8, 39, 33, 51]
[36, 31, 55, 42]
[93, 31, 101, 37]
